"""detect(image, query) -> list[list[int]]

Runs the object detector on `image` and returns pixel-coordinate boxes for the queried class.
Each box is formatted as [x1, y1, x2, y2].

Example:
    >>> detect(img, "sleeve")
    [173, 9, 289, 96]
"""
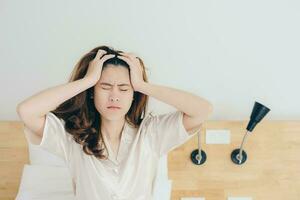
[23, 112, 73, 162]
[145, 110, 198, 157]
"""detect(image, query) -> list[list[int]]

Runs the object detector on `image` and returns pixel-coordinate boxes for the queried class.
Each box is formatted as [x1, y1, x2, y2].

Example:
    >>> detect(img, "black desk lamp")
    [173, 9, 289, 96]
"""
[231, 101, 270, 165]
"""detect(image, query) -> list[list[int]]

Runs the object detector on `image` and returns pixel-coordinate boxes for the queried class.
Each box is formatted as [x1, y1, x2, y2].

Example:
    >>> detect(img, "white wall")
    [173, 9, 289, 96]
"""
[1, 0, 299, 120]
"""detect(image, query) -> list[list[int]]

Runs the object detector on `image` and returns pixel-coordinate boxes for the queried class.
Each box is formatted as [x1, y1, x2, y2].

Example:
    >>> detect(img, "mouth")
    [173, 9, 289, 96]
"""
[107, 106, 121, 109]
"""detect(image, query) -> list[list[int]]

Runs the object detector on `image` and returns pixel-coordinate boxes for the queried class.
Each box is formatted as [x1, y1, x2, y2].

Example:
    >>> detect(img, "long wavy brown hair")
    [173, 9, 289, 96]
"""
[52, 45, 149, 160]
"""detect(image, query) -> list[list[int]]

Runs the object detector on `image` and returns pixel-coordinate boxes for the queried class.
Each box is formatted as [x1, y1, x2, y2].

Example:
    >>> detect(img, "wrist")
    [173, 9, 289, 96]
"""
[135, 81, 148, 93]
[81, 78, 97, 88]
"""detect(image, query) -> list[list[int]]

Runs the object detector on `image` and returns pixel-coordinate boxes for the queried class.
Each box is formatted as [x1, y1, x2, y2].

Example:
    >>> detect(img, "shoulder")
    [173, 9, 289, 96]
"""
[46, 112, 75, 142]
[141, 111, 155, 127]
[48, 112, 66, 124]
[130, 112, 155, 135]
[138, 110, 181, 132]
[145, 110, 182, 125]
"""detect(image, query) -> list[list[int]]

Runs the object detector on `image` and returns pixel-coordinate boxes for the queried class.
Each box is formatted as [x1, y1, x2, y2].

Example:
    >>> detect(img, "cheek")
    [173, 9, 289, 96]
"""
[94, 90, 108, 107]
[124, 92, 135, 106]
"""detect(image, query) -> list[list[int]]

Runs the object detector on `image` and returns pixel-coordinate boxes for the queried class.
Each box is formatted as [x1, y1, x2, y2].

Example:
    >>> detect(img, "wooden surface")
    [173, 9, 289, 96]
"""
[0, 120, 300, 200]
[0, 121, 29, 200]
[169, 120, 300, 200]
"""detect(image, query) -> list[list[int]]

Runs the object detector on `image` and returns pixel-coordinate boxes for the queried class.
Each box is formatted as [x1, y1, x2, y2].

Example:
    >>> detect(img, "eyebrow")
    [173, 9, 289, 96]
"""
[100, 82, 131, 87]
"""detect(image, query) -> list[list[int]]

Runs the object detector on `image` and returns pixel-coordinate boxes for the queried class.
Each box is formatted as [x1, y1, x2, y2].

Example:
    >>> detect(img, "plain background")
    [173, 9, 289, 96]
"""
[1, 0, 299, 120]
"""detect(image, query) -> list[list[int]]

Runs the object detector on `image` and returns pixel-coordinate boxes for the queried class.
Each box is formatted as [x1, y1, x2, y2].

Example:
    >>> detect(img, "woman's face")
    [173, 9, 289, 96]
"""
[93, 64, 134, 121]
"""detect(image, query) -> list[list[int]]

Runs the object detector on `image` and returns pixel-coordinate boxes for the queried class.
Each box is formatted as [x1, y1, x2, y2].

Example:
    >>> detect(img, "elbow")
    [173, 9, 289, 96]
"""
[16, 102, 29, 119]
[203, 102, 213, 119]
[208, 103, 213, 115]
[16, 103, 25, 119]
[193, 102, 213, 120]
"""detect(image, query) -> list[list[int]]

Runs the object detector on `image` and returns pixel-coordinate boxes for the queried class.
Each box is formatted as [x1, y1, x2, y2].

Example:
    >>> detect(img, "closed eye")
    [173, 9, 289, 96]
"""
[101, 87, 128, 91]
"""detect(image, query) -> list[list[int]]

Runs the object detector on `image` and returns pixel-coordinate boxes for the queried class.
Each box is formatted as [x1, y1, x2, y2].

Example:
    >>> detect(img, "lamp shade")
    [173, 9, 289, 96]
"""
[246, 101, 270, 132]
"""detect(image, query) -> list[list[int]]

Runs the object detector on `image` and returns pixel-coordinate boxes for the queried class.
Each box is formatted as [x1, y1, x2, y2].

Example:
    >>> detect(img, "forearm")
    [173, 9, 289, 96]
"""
[17, 78, 94, 118]
[137, 82, 213, 117]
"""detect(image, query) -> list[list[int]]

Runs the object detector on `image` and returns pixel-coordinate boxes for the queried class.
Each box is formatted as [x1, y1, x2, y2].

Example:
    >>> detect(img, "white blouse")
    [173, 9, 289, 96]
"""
[24, 110, 195, 200]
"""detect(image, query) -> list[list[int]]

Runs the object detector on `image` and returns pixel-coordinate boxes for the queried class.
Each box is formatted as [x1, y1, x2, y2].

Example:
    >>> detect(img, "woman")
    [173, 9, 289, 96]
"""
[16, 45, 213, 200]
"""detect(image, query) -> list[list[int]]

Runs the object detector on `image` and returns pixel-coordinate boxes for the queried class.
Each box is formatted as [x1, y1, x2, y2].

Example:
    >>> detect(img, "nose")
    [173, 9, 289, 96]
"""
[108, 86, 120, 101]
[109, 96, 119, 102]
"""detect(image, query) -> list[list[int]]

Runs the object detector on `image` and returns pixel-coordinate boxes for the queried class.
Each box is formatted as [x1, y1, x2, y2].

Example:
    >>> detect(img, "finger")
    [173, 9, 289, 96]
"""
[118, 52, 128, 57]
[119, 52, 135, 58]
[119, 53, 138, 62]
[100, 54, 115, 62]
[119, 51, 134, 55]
[95, 49, 107, 60]
[119, 55, 136, 62]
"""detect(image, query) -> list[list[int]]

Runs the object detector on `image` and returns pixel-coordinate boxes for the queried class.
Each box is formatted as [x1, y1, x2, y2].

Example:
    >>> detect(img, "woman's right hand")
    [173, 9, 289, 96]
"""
[84, 49, 115, 85]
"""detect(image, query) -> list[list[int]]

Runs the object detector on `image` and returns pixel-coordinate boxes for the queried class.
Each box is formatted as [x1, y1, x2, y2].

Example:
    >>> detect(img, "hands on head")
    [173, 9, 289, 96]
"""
[85, 49, 145, 91]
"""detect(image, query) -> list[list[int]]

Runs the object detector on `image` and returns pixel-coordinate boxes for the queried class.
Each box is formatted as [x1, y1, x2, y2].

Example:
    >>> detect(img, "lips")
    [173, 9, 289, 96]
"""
[107, 106, 121, 109]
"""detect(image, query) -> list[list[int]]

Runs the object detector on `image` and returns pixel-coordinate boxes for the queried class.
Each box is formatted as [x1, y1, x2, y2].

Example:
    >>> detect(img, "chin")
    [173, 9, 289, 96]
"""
[104, 115, 125, 121]
[101, 111, 126, 121]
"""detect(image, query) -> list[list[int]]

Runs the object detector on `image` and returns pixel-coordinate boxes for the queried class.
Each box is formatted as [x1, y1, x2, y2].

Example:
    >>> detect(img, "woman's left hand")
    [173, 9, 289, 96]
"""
[117, 52, 145, 91]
